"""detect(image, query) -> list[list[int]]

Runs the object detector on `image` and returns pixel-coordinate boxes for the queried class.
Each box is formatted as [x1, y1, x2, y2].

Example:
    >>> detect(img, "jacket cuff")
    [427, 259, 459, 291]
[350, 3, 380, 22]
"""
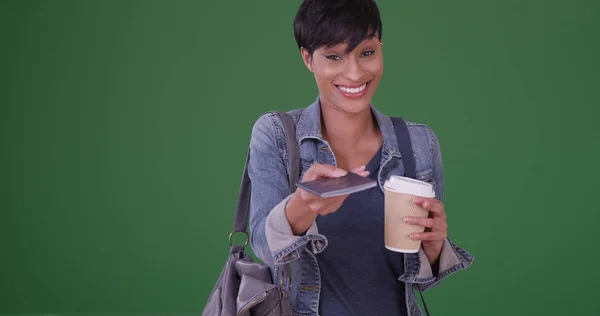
[414, 238, 475, 291]
[265, 194, 328, 266]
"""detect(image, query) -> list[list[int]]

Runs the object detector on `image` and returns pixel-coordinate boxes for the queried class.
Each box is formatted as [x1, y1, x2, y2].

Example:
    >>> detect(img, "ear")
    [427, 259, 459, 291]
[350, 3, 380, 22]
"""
[300, 47, 313, 72]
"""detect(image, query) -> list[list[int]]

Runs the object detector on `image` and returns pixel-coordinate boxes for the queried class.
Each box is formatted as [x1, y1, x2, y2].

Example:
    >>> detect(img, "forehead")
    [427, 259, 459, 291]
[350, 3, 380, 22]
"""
[320, 36, 380, 52]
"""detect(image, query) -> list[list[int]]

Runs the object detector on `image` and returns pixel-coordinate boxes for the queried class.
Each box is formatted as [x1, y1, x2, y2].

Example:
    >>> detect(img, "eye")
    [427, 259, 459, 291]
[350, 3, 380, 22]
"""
[325, 55, 341, 60]
[362, 50, 375, 57]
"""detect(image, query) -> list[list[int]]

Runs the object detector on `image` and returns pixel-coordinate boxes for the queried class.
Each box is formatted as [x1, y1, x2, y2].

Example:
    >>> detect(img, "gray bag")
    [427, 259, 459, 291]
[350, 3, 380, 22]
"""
[202, 112, 298, 316]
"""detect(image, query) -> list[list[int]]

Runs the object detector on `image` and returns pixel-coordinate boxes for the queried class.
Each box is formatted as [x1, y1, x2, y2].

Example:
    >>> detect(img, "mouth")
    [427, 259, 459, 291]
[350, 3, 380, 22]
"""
[335, 80, 371, 99]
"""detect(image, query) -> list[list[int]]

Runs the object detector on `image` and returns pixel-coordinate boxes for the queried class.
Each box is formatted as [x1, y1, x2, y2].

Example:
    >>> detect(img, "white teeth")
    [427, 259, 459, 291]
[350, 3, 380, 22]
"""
[338, 83, 367, 94]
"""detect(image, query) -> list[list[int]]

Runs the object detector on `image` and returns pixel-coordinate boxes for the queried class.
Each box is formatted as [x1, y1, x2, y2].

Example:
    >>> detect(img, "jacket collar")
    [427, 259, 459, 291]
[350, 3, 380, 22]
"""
[296, 96, 403, 158]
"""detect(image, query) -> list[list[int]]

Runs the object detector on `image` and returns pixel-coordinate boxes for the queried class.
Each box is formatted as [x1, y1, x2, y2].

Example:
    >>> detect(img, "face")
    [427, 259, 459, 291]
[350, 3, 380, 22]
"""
[301, 36, 383, 115]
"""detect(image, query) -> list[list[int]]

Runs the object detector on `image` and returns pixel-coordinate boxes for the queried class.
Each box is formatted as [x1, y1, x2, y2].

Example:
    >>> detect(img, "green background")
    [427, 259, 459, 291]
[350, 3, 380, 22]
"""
[2, 0, 599, 315]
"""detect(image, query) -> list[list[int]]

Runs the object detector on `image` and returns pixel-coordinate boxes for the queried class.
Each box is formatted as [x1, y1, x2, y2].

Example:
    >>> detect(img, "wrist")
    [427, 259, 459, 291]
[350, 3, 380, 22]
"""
[285, 192, 317, 235]
[424, 241, 443, 265]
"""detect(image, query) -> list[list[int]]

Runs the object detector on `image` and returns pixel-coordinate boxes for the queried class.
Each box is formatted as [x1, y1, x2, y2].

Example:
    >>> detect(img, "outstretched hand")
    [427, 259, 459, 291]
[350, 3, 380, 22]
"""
[286, 164, 370, 235]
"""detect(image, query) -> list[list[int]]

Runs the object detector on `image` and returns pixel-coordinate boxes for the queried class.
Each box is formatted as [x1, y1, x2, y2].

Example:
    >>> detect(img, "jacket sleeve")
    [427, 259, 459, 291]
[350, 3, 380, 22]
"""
[414, 127, 474, 291]
[247, 113, 327, 268]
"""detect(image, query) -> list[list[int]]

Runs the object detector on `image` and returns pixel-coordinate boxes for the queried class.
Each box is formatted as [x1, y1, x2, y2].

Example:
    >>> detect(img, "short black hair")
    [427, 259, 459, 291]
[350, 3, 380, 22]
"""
[293, 0, 383, 55]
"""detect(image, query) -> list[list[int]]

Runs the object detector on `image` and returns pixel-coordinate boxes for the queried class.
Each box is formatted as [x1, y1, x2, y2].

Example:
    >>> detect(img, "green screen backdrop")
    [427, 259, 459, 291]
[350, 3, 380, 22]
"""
[2, 0, 599, 315]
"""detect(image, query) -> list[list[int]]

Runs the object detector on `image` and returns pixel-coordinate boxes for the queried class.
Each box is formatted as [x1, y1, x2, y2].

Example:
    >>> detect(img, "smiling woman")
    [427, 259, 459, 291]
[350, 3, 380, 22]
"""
[303, 37, 381, 103]
[295, 0, 384, 109]
[244, 0, 474, 316]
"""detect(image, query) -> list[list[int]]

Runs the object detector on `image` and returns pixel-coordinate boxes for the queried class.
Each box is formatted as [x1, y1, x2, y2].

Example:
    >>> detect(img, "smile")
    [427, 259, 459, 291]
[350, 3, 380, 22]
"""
[335, 81, 371, 98]
[337, 82, 368, 93]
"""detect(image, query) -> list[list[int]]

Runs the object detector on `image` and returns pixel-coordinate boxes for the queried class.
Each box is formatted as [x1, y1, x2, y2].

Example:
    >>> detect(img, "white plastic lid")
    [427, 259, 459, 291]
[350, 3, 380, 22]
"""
[384, 175, 435, 198]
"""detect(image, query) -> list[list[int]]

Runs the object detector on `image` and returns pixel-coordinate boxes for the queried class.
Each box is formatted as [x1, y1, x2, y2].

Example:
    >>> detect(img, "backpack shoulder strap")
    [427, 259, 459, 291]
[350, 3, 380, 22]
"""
[231, 111, 299, 235]
[390, 116, 432, 316]
[390, 117, 417, 178]
[272, 112, 298, 314]
[277, 112, 300, 192]
[228, 111, 297, 314]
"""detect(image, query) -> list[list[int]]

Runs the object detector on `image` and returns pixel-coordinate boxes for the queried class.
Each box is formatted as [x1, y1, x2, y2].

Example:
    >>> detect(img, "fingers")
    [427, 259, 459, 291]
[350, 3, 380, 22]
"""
[304, 163, 347, 181]
[413, 197, 446, 219]
[299, 163, 367, 216]
[409, 231, 447, 241]
[410, 198, 448, 260]
[352, 166, 365, 173]
[305, 163, 370, 182]
[403, 216, 447, 231]
[352, 165, 370, 177]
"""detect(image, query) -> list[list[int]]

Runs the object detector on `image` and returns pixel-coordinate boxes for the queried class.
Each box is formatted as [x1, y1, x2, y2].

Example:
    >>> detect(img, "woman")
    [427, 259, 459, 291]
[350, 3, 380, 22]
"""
[247, 0, 473, 315]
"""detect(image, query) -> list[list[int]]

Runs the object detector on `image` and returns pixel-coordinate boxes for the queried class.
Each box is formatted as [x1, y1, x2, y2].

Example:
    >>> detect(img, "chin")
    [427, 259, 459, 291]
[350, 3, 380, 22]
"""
[330, 95, 374, 115]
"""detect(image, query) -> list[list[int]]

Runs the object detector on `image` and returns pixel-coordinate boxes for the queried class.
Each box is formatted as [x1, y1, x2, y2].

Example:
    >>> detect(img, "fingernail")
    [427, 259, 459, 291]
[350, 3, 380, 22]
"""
[403, 217, 411, 223]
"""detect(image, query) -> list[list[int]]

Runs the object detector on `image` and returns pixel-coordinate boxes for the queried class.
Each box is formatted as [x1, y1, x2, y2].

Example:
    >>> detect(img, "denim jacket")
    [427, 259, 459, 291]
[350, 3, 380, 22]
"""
[247, 97, 474, 315]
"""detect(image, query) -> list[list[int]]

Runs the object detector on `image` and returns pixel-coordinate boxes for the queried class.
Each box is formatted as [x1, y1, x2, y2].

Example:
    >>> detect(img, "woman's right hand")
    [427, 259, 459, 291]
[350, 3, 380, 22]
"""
[285, 163, 369, 235]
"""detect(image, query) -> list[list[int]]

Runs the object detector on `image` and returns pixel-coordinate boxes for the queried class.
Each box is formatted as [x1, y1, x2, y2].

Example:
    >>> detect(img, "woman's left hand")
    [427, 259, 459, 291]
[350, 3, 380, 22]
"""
[403, 197, 447, 265]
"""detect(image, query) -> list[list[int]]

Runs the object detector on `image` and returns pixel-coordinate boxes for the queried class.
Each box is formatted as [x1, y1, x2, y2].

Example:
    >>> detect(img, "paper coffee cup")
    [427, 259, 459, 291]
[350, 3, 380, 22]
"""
[384, 176, 435, 253]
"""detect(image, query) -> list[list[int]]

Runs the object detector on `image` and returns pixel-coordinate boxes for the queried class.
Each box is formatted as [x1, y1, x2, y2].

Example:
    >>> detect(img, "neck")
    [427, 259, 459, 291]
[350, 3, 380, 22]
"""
[320, 100, 379, 147]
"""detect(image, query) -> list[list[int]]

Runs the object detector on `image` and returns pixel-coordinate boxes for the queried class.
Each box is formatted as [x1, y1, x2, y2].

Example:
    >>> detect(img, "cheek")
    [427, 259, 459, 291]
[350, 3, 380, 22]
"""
[315, 60, 343, 79]
[314, 61, 340, 82]
[366, 59, 384, 77]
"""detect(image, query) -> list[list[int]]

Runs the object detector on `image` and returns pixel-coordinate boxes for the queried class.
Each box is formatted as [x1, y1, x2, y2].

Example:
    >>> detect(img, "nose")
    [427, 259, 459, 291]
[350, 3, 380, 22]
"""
[342, 57, 365, 82]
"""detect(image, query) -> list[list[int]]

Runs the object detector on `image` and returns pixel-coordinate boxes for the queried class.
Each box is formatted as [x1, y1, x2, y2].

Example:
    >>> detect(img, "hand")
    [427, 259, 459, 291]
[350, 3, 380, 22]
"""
[296, 163, 370, 216]
[286, 163, 369, 234]
[403, 197, 447, 265]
